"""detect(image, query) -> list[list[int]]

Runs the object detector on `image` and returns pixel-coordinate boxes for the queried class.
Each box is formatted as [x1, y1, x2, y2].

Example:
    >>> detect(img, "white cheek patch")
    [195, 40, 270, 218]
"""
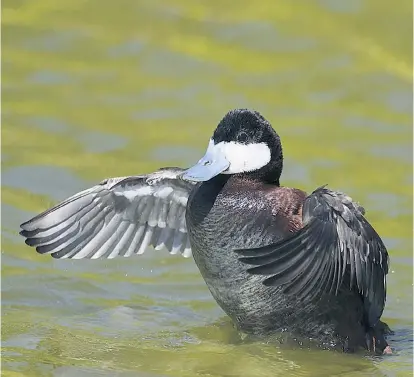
[222, 141, 271, 173]
[208, 139, 271, 174]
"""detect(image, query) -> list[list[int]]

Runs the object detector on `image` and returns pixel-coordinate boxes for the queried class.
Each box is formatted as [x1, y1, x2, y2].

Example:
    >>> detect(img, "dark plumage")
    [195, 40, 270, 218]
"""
[19, 109, 391, 354]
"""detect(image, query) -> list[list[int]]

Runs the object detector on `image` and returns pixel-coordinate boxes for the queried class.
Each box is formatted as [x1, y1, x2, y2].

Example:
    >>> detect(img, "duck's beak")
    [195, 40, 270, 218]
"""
[181, 140, 230, 182]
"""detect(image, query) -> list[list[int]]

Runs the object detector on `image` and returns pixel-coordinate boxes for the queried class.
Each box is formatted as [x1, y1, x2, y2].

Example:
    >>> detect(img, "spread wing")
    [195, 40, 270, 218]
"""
[236, 186, 389, 327]
[20, 168, 196, 259]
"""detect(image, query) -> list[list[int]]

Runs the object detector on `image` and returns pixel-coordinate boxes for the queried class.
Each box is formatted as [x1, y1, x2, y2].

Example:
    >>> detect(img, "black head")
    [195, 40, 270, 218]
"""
[182, 109, 283, 184]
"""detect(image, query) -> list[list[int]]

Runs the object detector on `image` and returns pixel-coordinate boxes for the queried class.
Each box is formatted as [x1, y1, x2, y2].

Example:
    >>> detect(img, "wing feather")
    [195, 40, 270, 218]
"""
[20, 168, 196, 259]
[236, 186, 389, 327]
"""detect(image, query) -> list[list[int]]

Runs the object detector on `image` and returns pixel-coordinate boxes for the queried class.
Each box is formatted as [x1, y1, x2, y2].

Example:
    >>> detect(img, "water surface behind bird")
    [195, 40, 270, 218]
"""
[2, 1, 413, 376]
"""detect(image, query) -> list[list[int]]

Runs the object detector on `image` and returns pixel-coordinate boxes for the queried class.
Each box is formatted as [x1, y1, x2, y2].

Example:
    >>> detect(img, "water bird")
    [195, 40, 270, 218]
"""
[19, 109, 392, 354]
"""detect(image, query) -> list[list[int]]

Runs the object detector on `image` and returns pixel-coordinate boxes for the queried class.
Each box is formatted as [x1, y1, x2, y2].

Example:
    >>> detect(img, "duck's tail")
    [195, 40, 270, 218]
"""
[366, 320, 393, 355]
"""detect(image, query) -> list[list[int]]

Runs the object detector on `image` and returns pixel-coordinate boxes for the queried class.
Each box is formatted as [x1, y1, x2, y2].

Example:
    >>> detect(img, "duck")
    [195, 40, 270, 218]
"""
[19, 108, 391, 354]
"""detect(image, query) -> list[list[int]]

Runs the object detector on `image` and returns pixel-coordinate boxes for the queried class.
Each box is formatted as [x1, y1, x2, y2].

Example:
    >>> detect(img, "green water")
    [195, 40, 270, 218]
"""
[2, 0, 413, 376]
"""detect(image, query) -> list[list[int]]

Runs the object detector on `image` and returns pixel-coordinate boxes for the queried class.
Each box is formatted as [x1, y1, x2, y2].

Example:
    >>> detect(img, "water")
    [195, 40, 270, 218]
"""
[2, 0, 412, 376]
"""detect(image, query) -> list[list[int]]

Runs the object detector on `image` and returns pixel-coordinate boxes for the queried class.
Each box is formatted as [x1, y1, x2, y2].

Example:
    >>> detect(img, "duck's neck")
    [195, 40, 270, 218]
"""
[235, 168, 281, 186]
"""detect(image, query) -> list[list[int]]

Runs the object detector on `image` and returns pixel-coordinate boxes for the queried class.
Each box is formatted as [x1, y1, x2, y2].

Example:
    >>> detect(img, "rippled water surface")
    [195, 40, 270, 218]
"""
[2, 1, 413, 376]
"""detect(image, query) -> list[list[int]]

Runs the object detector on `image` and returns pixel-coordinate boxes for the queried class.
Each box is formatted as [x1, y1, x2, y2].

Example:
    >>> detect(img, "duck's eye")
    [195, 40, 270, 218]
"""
[237, 132, 249, 143]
